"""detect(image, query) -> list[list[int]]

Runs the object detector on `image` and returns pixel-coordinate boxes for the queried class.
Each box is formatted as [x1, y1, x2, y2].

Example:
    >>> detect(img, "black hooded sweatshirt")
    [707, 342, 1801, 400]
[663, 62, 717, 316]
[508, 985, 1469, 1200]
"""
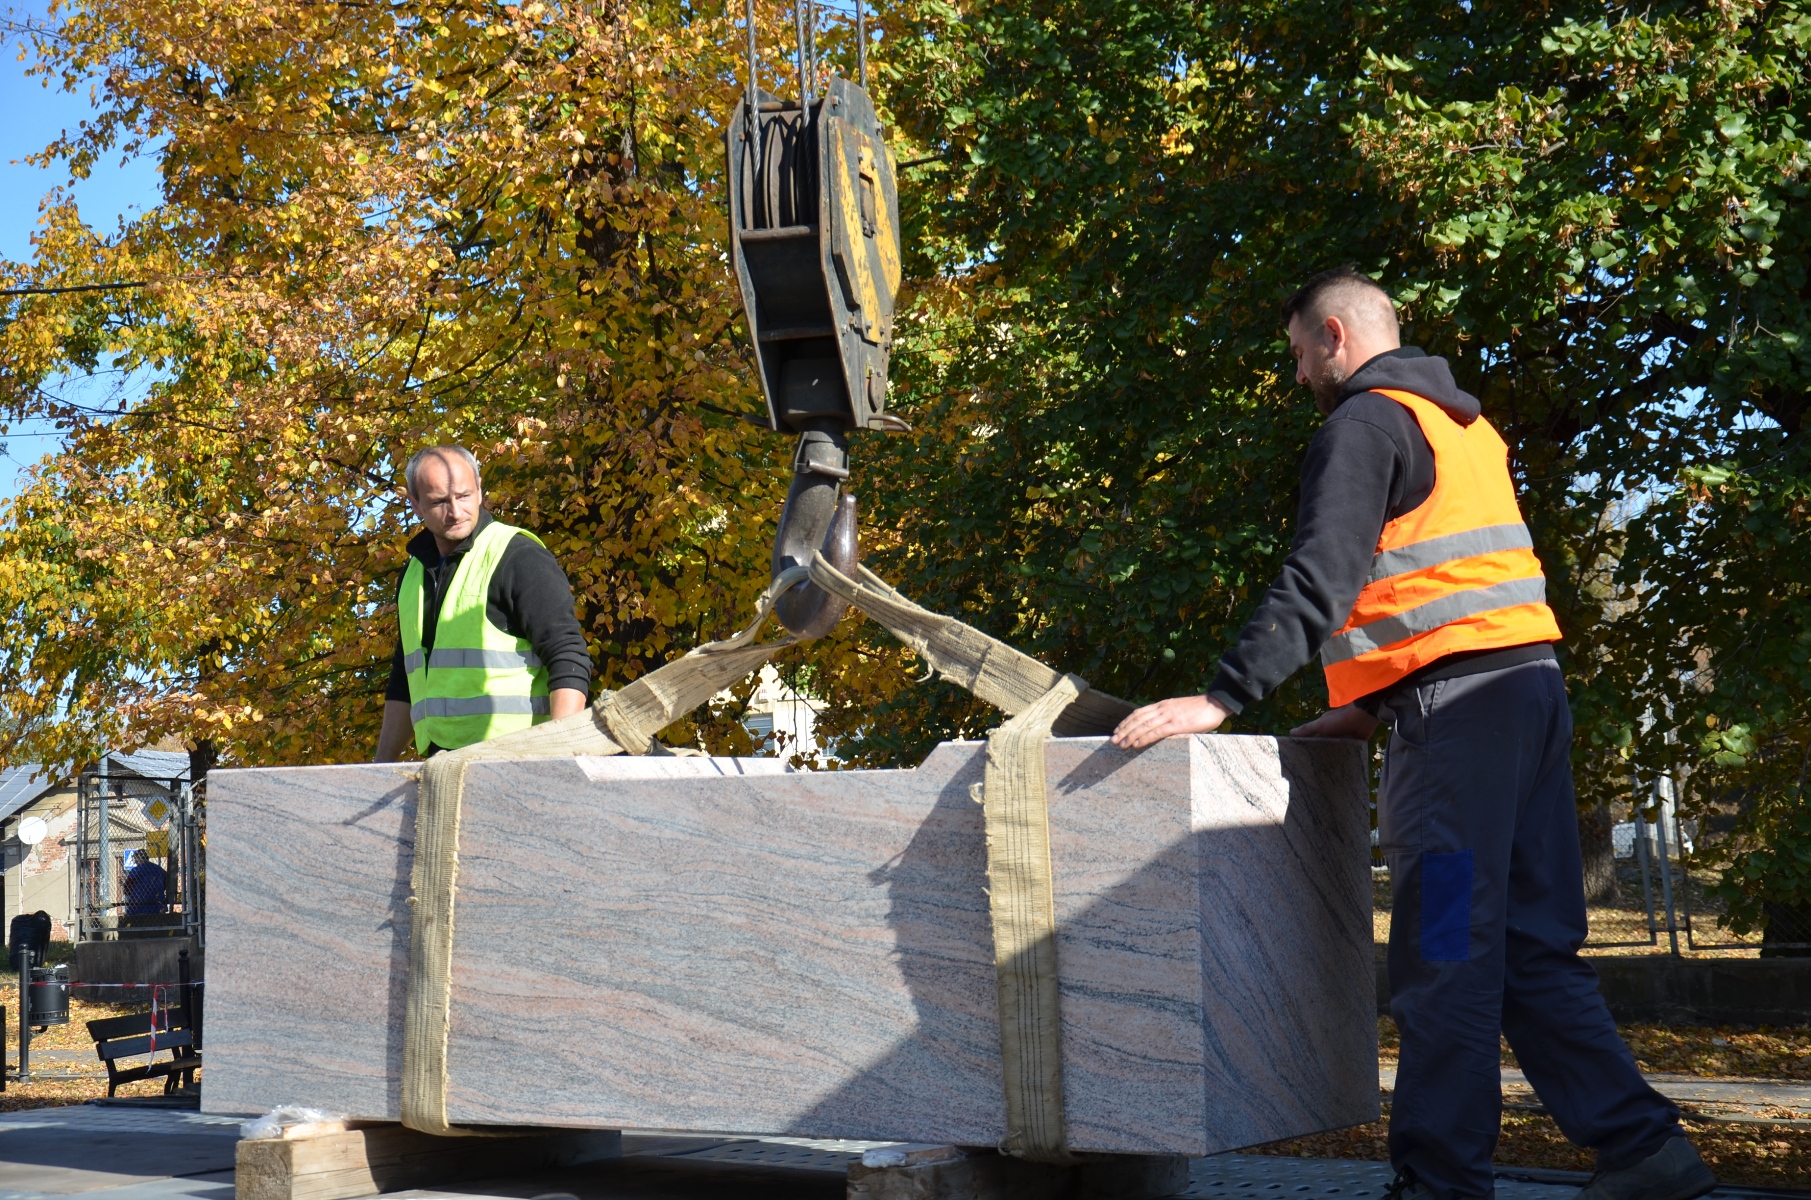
[1204, 348, 1555, 716]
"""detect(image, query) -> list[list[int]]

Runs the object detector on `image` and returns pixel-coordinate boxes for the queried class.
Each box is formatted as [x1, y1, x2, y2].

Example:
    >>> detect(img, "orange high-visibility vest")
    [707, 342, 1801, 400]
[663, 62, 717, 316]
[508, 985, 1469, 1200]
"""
[1320, 388, 1562, 707]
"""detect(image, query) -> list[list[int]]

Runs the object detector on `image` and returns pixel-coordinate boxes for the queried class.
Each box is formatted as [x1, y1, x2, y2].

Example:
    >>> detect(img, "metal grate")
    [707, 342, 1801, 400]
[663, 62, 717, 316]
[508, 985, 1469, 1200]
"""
[74, 768, 203, 946]
[1183, 1156, 1574, 1200]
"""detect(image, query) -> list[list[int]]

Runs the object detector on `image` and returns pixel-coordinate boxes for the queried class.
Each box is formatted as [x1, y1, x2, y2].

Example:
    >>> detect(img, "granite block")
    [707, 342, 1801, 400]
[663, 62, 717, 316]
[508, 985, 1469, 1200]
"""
[202, 737, 1376, 1154]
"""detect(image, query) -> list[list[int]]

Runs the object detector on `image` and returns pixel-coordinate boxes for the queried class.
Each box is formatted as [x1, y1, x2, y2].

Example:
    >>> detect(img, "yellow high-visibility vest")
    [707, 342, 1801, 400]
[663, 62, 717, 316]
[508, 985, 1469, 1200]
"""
[399, 521, 550, 754]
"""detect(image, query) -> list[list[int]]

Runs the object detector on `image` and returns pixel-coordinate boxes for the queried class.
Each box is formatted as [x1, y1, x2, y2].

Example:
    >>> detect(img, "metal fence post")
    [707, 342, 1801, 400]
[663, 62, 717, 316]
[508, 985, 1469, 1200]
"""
[185, 781, 203, 947]
[1674, 770, 1702, 952]
[1652, 777, 1681, 956]
[96, 757, 111, 941]
[74, 774, 86, 946]
[1632, 780, 1658, 944]
[16, 946, 31, 1083]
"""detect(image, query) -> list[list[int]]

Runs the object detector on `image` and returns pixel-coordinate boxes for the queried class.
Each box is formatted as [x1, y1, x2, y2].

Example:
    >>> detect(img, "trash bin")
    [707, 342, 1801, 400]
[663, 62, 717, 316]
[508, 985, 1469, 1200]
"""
[28, 965, 68, 1026]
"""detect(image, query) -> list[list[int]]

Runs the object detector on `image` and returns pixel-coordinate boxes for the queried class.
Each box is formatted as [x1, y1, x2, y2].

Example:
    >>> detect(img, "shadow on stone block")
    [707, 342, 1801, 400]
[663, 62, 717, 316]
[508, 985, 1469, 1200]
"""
[800, 738, 1378, 1155]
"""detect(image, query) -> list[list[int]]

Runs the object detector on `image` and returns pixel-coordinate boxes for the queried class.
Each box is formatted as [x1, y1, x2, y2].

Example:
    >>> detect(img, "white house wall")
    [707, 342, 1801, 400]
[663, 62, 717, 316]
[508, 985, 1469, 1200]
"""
[8, 790, 77, 940]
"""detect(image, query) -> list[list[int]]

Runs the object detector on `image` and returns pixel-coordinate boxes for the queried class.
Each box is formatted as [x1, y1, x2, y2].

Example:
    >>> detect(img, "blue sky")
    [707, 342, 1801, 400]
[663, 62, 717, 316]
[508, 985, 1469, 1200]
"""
[0, 2, 161, 501]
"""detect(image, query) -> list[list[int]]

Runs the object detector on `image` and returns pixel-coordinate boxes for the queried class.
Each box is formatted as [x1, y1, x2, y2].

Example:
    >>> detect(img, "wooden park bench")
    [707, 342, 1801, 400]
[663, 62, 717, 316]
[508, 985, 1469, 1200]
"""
[87, 1006, 201, 1097]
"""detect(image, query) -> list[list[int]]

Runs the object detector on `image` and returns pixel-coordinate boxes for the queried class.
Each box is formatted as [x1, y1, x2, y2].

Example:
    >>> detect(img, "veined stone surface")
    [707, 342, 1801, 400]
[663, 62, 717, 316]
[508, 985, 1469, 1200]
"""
[202, 736, 1376, 1155]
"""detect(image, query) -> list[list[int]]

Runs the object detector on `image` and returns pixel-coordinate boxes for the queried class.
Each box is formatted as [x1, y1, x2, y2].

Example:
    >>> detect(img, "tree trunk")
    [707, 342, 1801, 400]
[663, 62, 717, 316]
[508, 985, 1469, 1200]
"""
[188, 740, 217, 795]
[1579, 803, 1618, 905]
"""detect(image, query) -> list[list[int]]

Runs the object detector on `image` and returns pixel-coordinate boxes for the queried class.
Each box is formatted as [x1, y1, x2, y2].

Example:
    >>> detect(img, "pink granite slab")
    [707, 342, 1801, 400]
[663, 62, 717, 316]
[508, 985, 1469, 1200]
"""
[203, 761, 416, 1120]
[202, 737, 1376, 1155]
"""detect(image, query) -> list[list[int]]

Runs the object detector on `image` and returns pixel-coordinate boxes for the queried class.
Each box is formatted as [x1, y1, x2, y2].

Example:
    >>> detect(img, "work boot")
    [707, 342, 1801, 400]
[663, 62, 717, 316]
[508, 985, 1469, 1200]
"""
[1576, 1138, 1716, 1200]
[1382, 1169, 1434, 1200]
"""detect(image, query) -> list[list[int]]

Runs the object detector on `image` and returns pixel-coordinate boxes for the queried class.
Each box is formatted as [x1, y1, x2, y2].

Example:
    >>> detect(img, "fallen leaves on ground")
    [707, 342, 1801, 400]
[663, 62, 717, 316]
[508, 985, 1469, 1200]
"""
[1371, 870, 1766, 959]
[1325, 1018, 1811, 1186]
[0, 986, 181, 1109]
[1620, 1024, 1811, 1078]
[0, 986, 148, 1055]
[0, 1079, 118, 1111]
[1251, 1107, 1810, 1187]
[1378, 1016, 1811, 1079]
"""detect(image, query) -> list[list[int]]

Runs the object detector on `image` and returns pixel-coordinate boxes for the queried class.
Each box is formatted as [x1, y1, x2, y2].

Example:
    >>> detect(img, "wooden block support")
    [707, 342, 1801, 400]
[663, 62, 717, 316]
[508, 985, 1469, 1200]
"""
[845, 1146, 1190, 1200]
[235, 1123, 621, 1200]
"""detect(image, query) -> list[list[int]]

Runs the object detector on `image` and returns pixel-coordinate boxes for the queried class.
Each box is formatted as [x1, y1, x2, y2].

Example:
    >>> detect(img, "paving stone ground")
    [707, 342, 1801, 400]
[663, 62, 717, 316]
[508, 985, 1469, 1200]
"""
[0, 1105, 1792, 1200]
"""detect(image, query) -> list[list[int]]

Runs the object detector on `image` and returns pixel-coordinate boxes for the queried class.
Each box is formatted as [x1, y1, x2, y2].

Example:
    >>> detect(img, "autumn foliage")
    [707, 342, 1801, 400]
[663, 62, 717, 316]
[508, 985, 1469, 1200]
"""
[0, 0, 846, 768]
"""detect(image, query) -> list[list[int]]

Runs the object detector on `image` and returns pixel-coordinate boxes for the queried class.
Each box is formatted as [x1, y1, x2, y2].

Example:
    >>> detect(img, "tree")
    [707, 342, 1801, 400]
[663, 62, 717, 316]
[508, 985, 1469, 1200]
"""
[0, 0, 818, 770]
[835, 0, 1811, 926]
[1343, 5, 1811, 931]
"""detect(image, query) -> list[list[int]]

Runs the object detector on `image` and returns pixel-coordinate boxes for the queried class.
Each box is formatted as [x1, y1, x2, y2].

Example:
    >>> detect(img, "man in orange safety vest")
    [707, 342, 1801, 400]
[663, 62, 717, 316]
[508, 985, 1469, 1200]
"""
[1112, 269, 1712, 1200]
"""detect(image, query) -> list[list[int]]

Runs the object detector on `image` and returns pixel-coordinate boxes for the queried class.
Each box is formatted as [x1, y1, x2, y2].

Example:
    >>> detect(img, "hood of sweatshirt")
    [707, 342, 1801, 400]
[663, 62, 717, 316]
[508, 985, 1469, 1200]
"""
[1336, 347, 1481, 425]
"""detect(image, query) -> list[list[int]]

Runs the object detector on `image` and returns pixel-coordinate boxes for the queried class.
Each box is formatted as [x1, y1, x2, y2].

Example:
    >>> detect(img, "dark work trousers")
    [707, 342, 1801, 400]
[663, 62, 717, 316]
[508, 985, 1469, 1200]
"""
[1378, 659, 1682, 1199]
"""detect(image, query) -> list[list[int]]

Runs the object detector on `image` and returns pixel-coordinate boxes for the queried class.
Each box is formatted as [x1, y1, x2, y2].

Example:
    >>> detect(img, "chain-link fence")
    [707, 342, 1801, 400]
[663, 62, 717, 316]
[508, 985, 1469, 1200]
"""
[74, 768, 203, 946]
[1584, 772, 1808, 955]
[1369, 756, 1802, 956]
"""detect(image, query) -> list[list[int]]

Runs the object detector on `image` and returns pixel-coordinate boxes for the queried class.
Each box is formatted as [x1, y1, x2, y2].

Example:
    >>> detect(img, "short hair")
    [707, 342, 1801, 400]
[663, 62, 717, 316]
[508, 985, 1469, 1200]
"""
[1281, 267, 1399, 338]
[404, 445, 483, 496]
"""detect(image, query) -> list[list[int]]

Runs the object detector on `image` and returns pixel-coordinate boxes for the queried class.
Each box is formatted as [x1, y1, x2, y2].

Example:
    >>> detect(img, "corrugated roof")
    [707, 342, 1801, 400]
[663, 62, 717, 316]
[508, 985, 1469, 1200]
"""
[104, 750, 190, 782]
[0, 766, 57, 823]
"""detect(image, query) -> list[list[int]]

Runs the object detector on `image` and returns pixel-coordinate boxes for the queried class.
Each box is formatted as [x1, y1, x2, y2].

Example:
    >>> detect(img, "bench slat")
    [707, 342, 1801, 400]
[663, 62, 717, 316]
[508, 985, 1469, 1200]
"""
[86, 1008, 184, 1042]
[86, 1013, 153, 1041]
[98, 1030, 194, 1061]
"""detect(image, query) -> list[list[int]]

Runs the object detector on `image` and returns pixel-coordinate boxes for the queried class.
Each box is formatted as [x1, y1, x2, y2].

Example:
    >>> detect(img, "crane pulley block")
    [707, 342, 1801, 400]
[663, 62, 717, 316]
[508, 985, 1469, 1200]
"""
[724, 4, 901, 639]
[727, 78, 902, 437]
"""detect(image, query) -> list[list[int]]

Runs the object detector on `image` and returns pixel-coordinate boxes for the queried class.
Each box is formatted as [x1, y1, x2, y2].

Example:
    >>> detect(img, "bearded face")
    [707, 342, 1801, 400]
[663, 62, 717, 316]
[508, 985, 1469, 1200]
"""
[1303, 355, 1348, 416]
[1287, 314, 1349, 416]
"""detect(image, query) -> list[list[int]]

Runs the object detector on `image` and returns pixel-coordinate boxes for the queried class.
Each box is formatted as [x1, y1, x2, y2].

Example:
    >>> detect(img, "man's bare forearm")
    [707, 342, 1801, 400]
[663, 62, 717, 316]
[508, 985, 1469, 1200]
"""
[549, 688, 586, 720]
[375, 700, 414, 762]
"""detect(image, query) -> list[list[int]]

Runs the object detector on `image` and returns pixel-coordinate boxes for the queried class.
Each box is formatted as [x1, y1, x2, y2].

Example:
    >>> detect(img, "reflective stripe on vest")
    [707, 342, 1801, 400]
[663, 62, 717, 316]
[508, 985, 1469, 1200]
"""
[401, 648, 545, 673]
[399, 518, 553, 754]
[1365, 522, 1533, 583]
[409, 694, 551, 723]
[1321, 575, 1549, 665]
[1319, 388, 1562, 708]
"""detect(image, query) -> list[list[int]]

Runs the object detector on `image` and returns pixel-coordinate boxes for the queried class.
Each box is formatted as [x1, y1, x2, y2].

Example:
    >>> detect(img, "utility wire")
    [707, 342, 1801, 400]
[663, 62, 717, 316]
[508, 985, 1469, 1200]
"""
[0, 281, 147, 297]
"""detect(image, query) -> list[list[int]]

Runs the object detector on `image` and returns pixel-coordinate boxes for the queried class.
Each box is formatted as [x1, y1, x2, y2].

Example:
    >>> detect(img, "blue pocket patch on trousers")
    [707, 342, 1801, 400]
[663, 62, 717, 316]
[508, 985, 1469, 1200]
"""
[1420, 850, 1473, 962]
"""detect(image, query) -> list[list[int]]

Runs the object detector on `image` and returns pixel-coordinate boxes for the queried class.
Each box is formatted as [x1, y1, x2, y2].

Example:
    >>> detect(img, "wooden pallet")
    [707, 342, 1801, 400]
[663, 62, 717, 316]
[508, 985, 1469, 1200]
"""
[234, 1120, 620, 1200]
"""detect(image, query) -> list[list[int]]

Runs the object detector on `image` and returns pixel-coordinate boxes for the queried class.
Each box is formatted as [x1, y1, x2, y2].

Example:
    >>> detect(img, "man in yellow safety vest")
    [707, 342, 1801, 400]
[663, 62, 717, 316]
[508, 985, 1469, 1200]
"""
[374, 446, 591, 760]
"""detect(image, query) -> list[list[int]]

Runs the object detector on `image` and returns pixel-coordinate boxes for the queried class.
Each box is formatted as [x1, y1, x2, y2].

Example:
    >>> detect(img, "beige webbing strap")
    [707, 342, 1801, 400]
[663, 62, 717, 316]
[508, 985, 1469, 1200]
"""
[809, 552, 1133, 1161]
[401, 572, 804, 1135]
[805, 553, 1133, 734]
[975, 674, 1087, 1162]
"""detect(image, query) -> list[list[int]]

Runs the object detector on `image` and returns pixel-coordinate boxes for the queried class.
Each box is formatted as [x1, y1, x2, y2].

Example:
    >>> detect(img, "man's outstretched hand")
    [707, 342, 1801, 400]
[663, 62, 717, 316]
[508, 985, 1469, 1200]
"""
[1289, 704, 1380, 740]
[1111, 694, 1231, 750]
